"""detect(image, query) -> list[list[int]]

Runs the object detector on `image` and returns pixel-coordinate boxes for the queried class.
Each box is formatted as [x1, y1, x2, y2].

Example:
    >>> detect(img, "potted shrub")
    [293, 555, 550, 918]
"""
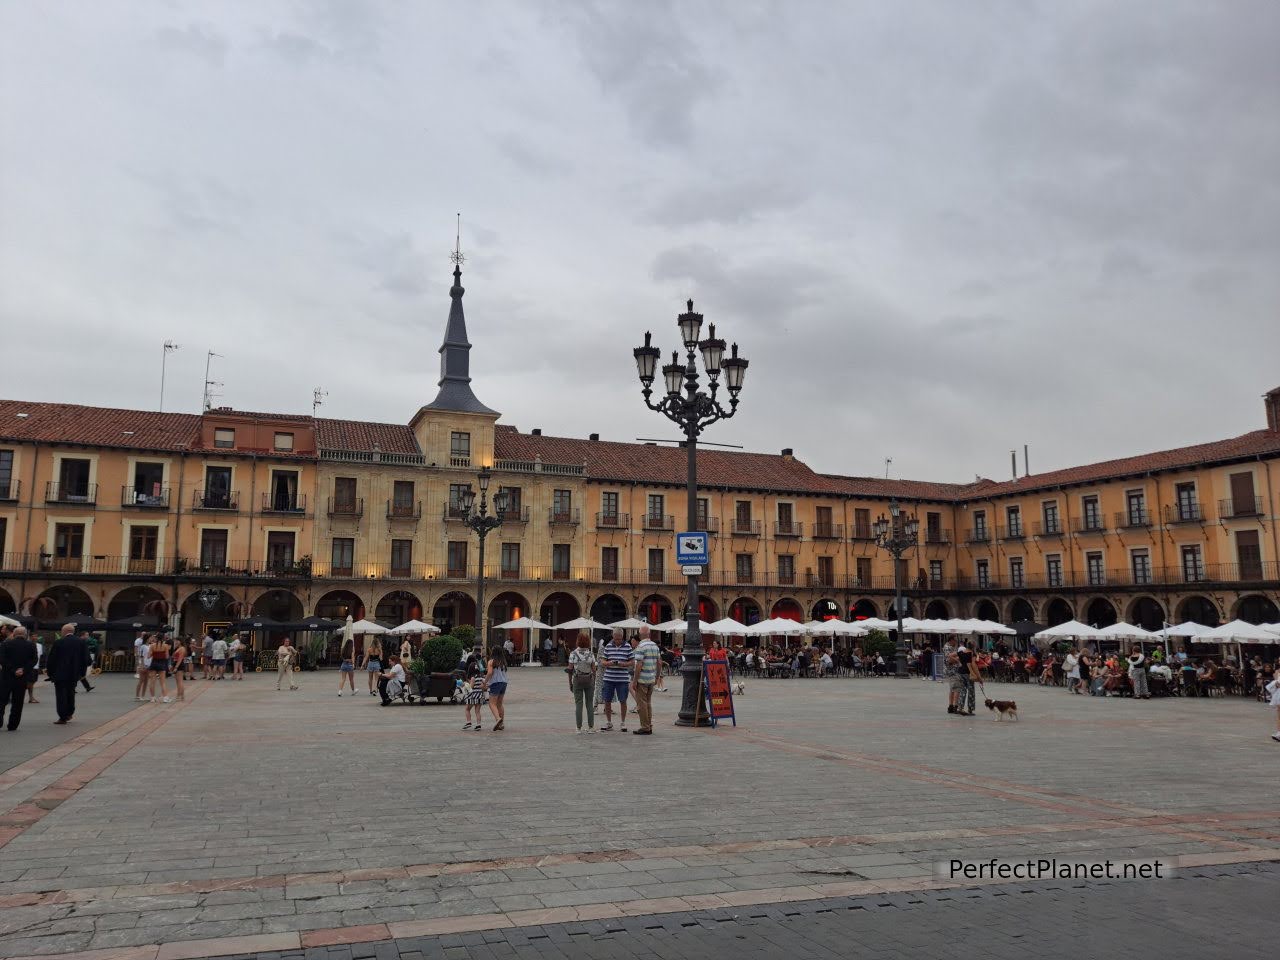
[416, 634, 464, 702]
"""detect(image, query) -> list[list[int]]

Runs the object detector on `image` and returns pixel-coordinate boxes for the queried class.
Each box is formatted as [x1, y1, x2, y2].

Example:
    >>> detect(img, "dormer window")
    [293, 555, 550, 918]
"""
[214, 428, 235, 449]
[274, 432, 294, 452]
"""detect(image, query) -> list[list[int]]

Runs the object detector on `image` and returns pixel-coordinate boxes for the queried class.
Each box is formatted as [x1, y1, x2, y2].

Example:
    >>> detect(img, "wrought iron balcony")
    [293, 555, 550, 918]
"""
[596, 511, 630, 530]
[327, 496, 364, 518]
[642, 513, 675, 531]
[699, 516, 720, 534]
[194, 488, 238, 511]
[730, 518, 761, 536]
[1073, 516, 1107, 534]
[0, 479, 18, 501]
[774, 520, 802, 538]
[1034, 520, 1063, 537]
[812, 522, 843, 540]
[1218, 496, 1263, 519]
[1116, 508, 1151, 529]
[1164, 502, 1208, 524]
[500, 505, 531, 523]
[805, 572, 838, 588]
[965, 527, 991, 544]
[122, 486, 170, 509]
[444, 504, 468, 521]
[924, 527, 951, 545]
[776, 570, 796, 585]
[549, 508, 581, 525]
[262, 492, 306, 514]
[46, 482, 97, 505]
[387, 500, 421, 520]
[998, 524, 1025, 541]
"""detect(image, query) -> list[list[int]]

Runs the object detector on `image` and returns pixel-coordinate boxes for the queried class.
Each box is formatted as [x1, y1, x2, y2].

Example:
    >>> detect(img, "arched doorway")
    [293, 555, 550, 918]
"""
[1085, 597, 1117, 628]
[315, 590, 365, 621]
[851, 598, 878, 620]
[1008, 598, 1035, 623]
[771, 598, 803, 621]
[539, 592, 581, 628]
[697, 596, 719, 622]
[376, 590, 422, 624]
[31, 585, 94, 620]
[590, 594, 627, 624]
[0, 586, 15, 614]
[886, 596, 913, 617]
[1234, 593, 1279, 624]
[974, 599, 1000, 622]
[1045, 597, 1074, 627]
[179, 587, 237, 639]
[730, 596, 761, 626]
[253, 590, 303, 621]
[811, 598, 841, 621]
[1177, 595, 1220, 627]
[108, 586, 169, 623]
[489, 591, 532, 655]
[432, 592, 476, 634]
[924, 599, 951, 620]
[1128, 596, 1165, 632]
[638, 594, 673, 624]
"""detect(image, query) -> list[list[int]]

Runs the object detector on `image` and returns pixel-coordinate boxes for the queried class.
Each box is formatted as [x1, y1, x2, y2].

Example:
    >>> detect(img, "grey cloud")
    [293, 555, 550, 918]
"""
[155, 22, 228, 65]
[647, 178, 807, 228]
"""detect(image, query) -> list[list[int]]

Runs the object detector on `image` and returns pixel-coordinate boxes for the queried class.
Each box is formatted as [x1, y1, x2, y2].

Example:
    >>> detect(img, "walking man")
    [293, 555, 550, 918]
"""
[943, 640, 960, 714]
[1, 626, 39, 731]
[211, 633, 228, 680]
[599, 628, 633, 732]
[631, 625, 661, 735]
[276, 637, 299, 691]
[201, 632, 215, 680]
[45, 624, 90, 725]
[76, 630, 95, 692]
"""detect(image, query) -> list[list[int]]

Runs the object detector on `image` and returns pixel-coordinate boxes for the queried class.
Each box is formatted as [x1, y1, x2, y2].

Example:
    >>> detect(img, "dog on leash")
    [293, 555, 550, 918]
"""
[984, 698, 1018, 721]
[734, 679, 746, 696]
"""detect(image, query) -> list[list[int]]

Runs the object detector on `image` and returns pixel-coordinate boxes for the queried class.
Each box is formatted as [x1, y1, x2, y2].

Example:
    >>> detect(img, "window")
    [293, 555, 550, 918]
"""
[1175, 482, 1198, 521]
[500, 542, 520, 577]
[601, 547, 619, 581]
[52, 523, 84, 566]
[392, 480, 416, 516]
[447, 541, 468, 577]
[777, 554, 795, 585]
[1007, 556, 1024, 588]
[817, 556, 835, 586]
[449, 432, 471, 464]
[199, 529, 228, 570]
[1236, 530, 1262, 580]
[1229, 472, 1258, 517]
[129, 526, 158, 562]
[1131, 549, 1151, 585]
[203, 466, 233, 509]
[855, 556, 872, 585]
[213, 428, 234, 448]
[131, 461, 165, 505]
[1085, 551, 1104, 585]
[552, 489, 573, 522]
[57, 458, 91, 499]
[976, 559, 990, 588]
[734, 500, 753, 533]
[448, 483, 470, 518]
[1081, 495, 1102, 530]
[390, 539, 413, 577]
[331, 537, 354, 576]
[815, 505, 834, 538]
[777, 502, 794, 534]
[0, 449, 13, 498]
[267, 531, 295, 571]
[853, 507, 871, 539]
[269, 470, 300, 511]
[735, 553, 753, 584]
[1005, 506, 1022, 538]
[552, 544, 571, 580]
[1042, 501, 1060, 534]
[926, 511, 942, 543]
[929, 559, 944, 586]
[601, 491, 619, 521]
[973, 510, 988, 540]
[696, 497, 710, 529]
[273, 432, 294, 451]
[499, 486, 522, 516]
[1046, 554, 1063, 588]
[1126, 490, 1147, 526]
[333, 477, 357, 510]
[648, 548, 665, 582]
[647, 494, 664, 521]
[1181, 544, 1204, 582]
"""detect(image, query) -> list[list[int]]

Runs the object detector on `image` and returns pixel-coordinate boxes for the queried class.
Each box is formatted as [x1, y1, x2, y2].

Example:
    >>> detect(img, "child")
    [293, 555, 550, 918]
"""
[461, 675, 487, 730]
[1267, 668, 1280, 743]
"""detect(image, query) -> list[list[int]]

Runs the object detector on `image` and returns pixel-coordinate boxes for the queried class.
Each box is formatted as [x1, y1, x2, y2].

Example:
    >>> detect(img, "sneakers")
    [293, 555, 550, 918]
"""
[633, 729, 652, 735]
[620, 725, 628, 733]
[587, 727, 596, 734]
[162, 697, 171, 704]
[1272, 733, 1280, 742]
[369, 690, 377, 696]
[601, 723, 613, 731]
[338, 691, 343, 697]
[464, 723, 473, 729]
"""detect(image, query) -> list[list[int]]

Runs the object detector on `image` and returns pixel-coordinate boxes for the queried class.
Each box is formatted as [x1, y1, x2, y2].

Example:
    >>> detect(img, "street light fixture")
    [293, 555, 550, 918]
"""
[633, 299, 748, 726]
[458, 465, 508, 653]
[873, 498, 919, 678]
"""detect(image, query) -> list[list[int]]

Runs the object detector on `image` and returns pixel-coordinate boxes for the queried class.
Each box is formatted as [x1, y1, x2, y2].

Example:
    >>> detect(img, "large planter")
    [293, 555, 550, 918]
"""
[413, 672, 459, 703]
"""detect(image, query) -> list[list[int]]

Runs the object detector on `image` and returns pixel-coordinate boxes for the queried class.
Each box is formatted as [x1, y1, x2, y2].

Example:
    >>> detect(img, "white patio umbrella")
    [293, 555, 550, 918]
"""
[605, 616, 649, 631]
[854, 617, 897, 631]
[1162, 621, 1216, 639]
[494, 616, 552, 631]
[348, 618, 388, 634]
[1096, 622, 1155, 641]
[748, 617, 807, 636]
[389, 619, 441, 635]
[810, 619, 868, 637]
[550, 616, 607, 632]
[650, 618, 692, 633]
[0, 613, 21, 628]
[702, 617, 749, 635]
[1034, 620, 1101, 640]
[1200, 619, 1280, 644]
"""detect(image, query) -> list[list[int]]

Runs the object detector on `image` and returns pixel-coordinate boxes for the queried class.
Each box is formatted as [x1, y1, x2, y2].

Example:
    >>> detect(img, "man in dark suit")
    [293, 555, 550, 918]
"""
[1, 625, 40, 731]
[45, 623, 91, 725]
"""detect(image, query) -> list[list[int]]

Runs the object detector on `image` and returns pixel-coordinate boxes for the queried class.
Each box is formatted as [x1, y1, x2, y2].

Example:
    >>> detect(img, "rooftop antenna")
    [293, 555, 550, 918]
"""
[884, 457, 893, 479]
[312, 387, 328, 416]
[450, 212, 465, 268]
[160, 341, 180, 411]
[203, 351, 224, 411]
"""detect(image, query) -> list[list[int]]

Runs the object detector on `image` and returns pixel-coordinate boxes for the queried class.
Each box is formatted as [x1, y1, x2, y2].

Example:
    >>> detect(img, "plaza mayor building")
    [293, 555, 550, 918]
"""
[1, 262, 1278, 651]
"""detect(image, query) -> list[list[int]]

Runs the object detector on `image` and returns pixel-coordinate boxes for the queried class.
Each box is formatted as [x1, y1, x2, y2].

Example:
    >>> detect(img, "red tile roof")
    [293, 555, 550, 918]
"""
[824, 475, 989, 502]
[494, 426, 847, 494]
[316, 418, 421, 455]
[0, 400, 200, 451]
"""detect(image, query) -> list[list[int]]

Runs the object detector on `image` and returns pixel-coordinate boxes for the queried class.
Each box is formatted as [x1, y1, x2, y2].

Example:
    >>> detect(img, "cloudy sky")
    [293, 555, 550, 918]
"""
[2, 1, 1278, 483]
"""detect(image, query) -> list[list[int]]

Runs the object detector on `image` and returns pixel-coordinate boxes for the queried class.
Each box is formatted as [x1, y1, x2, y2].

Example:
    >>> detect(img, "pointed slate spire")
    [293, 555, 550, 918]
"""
[422, 260, 498, 415]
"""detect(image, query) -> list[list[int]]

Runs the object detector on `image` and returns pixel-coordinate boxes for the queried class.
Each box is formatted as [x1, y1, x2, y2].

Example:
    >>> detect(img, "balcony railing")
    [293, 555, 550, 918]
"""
[327, 497, 364, 518]
[850, 522, 875, 541]
[777, 570, 796, 585]
[449, 455, 471, 468]
[998, 524, 1025, 541]
[774, 520, 802, 538]
[806, 572, 838, 588]
[444, 504, 468, 521]
[549, 508, 581, 525]
[1165, 502, 1207, 524]
[966, 527, 991, 544]
[596, 511, 630, 530]
[500, 506, 531, 523]
[1116, 509, 1151, 529]
[500, 566, 521, 580]
[700, 516, 720, 534]
[194, 488, 238, 511]
[1034, 520, 1063, 537]
[1074, 516, 1107, 534]
[0, 479, 19, 501]
[46, 482, 97, 505]
[122, 486, 170, 509]
[924, 527, 951, 545]
[387, 500, 422, 520]
[262, 492, 306, 514]
[1218, 496, 1263, 519]
[642, 513, 675, 531]
[731, 518, 761, 536]
[812, 522, 843, 540]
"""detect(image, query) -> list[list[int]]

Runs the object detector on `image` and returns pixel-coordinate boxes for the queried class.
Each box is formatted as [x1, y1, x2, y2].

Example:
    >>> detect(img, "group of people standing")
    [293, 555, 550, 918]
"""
[564, 626, 663, 734]
[0, 623, 93, 729]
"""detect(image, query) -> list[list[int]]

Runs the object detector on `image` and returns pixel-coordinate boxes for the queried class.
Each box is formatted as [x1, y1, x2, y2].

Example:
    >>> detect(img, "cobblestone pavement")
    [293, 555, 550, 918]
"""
[1, 668, 1276, 959]
[0, 673, 142, 774]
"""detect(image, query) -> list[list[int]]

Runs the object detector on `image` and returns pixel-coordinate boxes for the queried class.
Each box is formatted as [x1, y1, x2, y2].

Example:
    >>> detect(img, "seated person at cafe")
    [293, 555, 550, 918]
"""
[377, 654, 407, 704]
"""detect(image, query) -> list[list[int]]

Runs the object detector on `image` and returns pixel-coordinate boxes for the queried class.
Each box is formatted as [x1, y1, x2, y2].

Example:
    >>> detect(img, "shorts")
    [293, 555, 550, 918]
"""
[948, 674, 963, 690]
[487, 681, 508, 696]
[601, 679, 630, 703]
[367, 659, 381, 673]
[340, 660, 355, 673]
[212, 659, 226, 667]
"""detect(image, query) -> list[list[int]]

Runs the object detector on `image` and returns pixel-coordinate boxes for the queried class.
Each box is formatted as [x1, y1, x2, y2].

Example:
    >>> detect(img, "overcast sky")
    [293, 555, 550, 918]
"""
[2, 1, 1278, 483]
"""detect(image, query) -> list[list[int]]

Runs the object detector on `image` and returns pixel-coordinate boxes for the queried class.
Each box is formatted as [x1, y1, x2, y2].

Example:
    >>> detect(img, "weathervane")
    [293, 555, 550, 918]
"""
[450, 212, 466, 267]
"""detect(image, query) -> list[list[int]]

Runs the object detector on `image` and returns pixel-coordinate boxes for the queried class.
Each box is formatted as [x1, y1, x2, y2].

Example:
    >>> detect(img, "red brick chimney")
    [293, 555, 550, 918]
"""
[1267, 387, 1280, 432]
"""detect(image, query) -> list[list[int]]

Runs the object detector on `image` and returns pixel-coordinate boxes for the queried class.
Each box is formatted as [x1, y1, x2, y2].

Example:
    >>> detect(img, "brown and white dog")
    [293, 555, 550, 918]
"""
[984, 698, 1018, 721]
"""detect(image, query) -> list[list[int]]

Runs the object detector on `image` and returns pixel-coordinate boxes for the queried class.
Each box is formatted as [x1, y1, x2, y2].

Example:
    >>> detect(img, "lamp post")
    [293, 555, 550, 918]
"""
[872, 498, 919, 678]
[633, 300, 748, 726]
[458, 466, 509, 654]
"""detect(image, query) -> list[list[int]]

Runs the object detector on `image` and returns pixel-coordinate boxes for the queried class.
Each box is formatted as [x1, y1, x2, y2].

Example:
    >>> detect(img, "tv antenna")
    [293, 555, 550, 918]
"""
[203, 351, 224, 410]
[313, 387, 328, 416]
[160, 341, 180, 411]
[884, 457, 893, 479]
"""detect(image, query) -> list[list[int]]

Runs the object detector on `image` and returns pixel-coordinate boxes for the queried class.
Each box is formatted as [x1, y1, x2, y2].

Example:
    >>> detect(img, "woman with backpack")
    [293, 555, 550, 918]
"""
[568, 630, 597, 734]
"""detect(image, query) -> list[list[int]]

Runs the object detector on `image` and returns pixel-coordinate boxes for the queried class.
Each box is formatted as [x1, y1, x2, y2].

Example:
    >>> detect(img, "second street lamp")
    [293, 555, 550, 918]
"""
[633, 300, 748, 726]
[873, 498, 919, 678]
[459, 466, 509, 654]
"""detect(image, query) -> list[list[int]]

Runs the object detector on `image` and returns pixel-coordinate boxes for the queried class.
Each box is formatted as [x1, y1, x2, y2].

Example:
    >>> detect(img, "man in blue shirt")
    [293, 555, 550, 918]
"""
[600, 628, 633, 732]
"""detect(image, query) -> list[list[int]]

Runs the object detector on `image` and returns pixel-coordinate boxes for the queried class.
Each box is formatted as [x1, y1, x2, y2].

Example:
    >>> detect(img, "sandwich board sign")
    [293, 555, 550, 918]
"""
[677, 532, 709, 565]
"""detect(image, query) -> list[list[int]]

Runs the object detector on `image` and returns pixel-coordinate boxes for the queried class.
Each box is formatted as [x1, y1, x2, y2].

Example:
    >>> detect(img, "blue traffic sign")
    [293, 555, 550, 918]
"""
[676, 531, 710, 565]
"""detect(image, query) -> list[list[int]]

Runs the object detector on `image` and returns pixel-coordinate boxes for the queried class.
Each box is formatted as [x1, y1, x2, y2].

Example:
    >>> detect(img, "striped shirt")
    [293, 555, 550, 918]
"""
[601, 642, 634, 683]
[633, 639, 661, 685]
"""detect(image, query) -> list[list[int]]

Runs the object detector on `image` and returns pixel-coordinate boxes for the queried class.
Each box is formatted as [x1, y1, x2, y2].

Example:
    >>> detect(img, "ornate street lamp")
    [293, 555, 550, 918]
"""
[873, 498, 920, 677]
[458, 465, 509, 653]
[633, 301, 748, 726]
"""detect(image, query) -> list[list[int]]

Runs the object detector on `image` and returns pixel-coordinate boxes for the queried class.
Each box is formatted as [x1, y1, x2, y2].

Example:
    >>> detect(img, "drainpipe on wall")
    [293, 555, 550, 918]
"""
[1152, 472, 1171, 622]
[245, 453, 258, 612]
[1061, 488, 1077, 597]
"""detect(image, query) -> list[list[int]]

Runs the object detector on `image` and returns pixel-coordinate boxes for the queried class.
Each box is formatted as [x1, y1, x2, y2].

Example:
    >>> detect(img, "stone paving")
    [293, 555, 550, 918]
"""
[0, 674, 144, 774]
[0, 666, 1276, 959]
